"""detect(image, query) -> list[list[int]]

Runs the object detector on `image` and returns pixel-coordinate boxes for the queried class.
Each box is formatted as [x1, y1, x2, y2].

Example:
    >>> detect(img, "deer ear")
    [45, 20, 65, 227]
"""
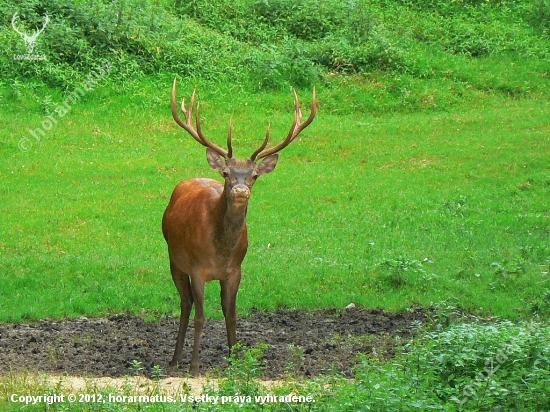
[255, 154, 278, 176]
[206, 148, 226, 172]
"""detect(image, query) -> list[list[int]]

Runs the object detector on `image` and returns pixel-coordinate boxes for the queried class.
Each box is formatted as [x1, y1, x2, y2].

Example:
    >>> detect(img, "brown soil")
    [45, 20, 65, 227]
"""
[0, 307, 427, 379]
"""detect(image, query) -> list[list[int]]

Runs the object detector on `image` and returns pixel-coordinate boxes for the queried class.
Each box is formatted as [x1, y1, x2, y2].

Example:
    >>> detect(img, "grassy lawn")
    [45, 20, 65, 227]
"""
[1, 84, 549, 322]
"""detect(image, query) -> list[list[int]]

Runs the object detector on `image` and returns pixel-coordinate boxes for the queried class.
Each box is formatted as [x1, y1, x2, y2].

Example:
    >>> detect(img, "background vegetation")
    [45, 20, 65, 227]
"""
[1, 0, 549, 92]
[0, 0, 549, 410]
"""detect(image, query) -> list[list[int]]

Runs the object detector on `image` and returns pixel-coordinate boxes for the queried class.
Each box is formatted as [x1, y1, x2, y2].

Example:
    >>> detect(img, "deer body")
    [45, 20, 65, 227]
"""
[163, 177, 248, 376]
[164, 78, 316, 376]
[163, 178, 248, 282]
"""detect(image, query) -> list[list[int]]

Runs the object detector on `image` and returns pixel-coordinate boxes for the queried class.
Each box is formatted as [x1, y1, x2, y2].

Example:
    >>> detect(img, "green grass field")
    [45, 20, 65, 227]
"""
[1, 0, 550, 409]
[2, 87, 549, 322]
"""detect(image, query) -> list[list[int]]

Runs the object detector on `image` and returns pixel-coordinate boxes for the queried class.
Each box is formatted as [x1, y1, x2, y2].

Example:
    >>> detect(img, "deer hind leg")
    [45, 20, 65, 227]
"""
[220, 270, 241, 350]
[169, 262, 193, 368]
[189, 276, 206, 376]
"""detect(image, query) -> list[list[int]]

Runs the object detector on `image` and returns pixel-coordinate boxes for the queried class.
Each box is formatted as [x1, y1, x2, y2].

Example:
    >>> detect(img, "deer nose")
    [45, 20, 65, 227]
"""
[231, 185, 250, 201]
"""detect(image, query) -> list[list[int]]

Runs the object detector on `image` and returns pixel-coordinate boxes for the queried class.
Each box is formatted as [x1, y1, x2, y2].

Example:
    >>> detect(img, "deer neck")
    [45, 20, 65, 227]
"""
[213, 188, 248, 255]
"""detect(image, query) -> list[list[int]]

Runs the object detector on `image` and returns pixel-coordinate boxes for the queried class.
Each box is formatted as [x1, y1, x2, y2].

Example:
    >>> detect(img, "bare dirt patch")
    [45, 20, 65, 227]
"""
[0, 307, 427, 379]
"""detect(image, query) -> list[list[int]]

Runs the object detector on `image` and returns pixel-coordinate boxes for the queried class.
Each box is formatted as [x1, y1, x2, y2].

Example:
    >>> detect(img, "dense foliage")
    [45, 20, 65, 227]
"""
[224, 320, 550, 410]
[1, 0, 548, 89]
[343, 320, 550, 410]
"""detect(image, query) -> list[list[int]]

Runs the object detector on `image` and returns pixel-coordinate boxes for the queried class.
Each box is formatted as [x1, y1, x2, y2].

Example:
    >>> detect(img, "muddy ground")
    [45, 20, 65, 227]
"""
[0, 307, 428, 379]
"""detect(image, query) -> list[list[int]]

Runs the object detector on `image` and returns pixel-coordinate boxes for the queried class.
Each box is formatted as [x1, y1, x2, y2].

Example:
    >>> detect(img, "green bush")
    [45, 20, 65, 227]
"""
[1, 0, 548, 90]
[341, 321, 550, 410]
[251, 0, 344, 42]
[219, 343, 269, 397]
[529, 0, 550, 36]
[1, 0, 252, 88]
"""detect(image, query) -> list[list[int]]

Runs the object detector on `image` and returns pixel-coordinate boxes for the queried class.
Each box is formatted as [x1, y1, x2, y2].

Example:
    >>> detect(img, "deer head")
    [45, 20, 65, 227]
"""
[170, 77, 317, 207]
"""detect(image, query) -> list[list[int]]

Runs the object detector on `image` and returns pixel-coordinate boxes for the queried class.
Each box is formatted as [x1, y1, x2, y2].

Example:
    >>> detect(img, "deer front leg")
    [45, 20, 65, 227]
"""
[169, 266, 193, 368]
[220, 270, 241, 350]
[190, 277, 206, 376]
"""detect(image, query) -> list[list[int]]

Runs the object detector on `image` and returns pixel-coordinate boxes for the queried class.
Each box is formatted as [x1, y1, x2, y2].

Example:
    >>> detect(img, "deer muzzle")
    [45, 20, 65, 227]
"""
[230, 185, 250, 203]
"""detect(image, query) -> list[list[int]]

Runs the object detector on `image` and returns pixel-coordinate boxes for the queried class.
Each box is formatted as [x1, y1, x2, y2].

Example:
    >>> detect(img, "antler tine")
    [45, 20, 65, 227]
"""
[249, 124, 271, 161]
[287, 89, 304, 144]
[171, 77, 229, 158]
[227, 116, 233, 159]
[171, 78, 196, 138]
[250, 87, 317, 161]
[185, 89, 197, 124]
[195, 101, 204, 141]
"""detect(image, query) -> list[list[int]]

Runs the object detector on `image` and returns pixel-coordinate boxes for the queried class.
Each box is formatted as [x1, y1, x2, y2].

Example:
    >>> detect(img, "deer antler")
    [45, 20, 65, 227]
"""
[250, 87, 317, 161]
[171, 77, 231, 158]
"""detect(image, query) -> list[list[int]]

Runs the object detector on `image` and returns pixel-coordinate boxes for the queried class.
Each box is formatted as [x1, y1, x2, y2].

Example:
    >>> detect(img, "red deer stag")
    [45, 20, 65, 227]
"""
[163, 78, 317, 376]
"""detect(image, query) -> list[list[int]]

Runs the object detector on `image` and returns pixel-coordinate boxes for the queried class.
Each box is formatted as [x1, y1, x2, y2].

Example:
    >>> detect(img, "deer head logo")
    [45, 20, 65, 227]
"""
[11, 12, 49, 55]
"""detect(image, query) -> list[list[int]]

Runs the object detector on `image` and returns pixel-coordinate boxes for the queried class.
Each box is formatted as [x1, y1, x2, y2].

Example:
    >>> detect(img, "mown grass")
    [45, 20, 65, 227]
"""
[1, 80, 549, 322]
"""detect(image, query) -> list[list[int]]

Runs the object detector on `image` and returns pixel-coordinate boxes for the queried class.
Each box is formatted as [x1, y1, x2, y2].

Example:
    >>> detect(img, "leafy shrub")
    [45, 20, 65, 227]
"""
[345, 321, 550, 410]
[219, 343, 269, 396]
[388, 1, 549, 58]
[251, 0, 344, 42]
[1, 0, 548, 90]
[528, 288, 550, 317]
[175, 0, 413, 82]
[375, 257, 436, 290]
[252, 40, 321, 89]
[529, 0, 550, 36]
[1, 0, 253, 88]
